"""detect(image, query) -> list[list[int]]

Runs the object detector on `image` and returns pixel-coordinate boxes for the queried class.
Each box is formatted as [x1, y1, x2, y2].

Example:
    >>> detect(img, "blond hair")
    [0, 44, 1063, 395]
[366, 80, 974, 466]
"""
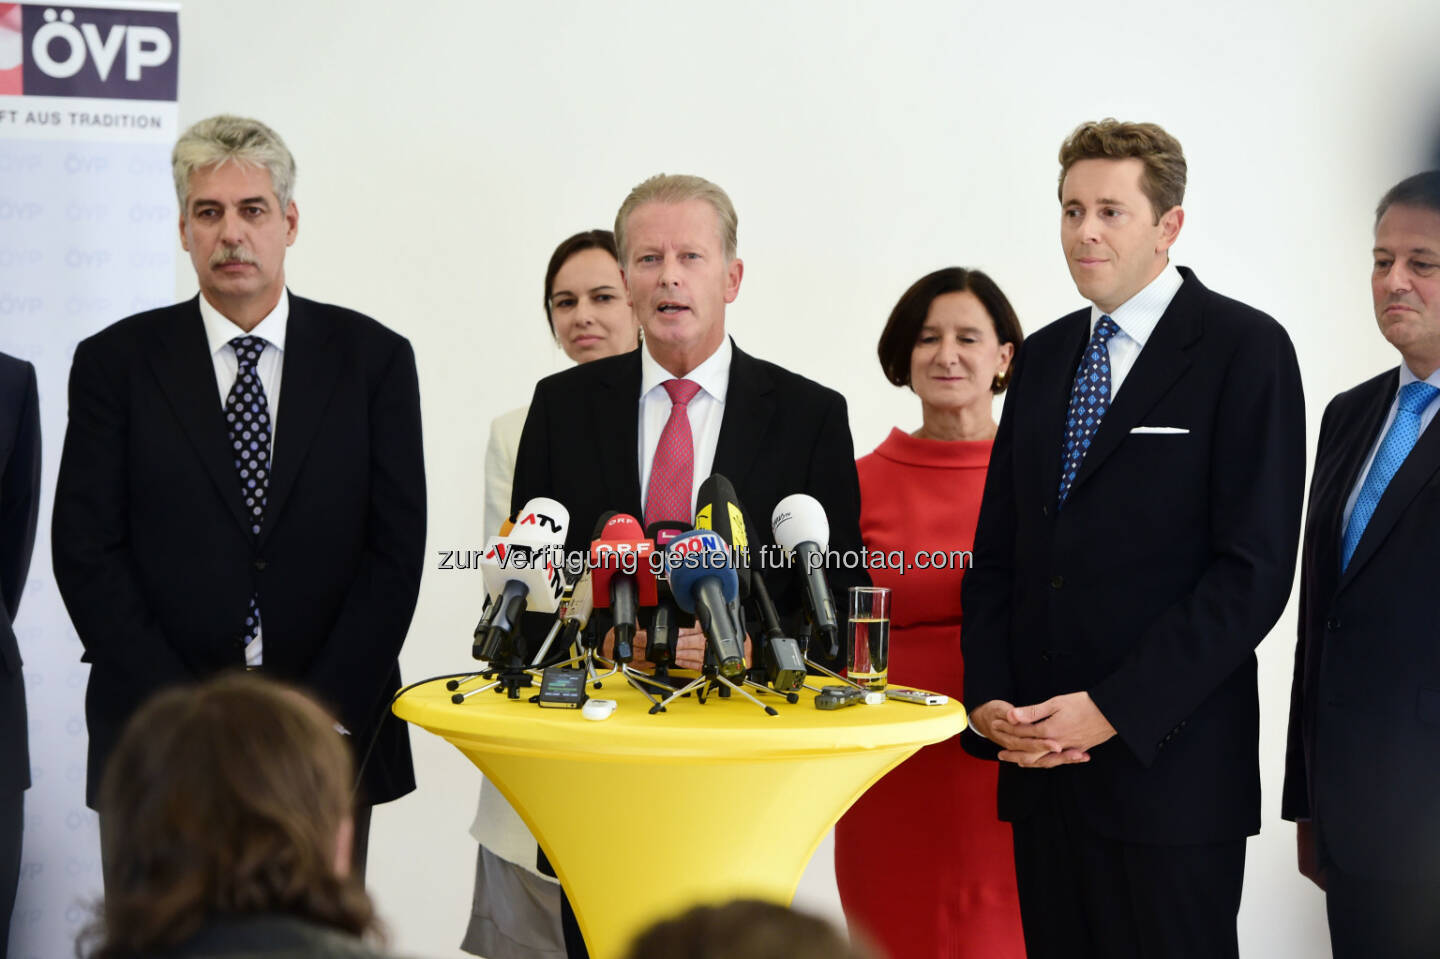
[614, 173, 738, 263]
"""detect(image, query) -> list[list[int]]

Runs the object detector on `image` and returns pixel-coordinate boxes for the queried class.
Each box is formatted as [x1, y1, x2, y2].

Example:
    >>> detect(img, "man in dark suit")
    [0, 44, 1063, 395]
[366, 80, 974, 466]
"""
[51, 115, 426, 880]
[1283, 170, 1440, 958]
[961, 120, 1306, 958]
[0, 351, 39, 953]
[510, 174, 868, 957]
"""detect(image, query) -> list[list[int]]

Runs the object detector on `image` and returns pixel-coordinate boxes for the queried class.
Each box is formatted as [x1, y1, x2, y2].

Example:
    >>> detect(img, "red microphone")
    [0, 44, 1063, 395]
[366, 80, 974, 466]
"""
[588, 513, 657, 664]
[589, 513, 658, 609]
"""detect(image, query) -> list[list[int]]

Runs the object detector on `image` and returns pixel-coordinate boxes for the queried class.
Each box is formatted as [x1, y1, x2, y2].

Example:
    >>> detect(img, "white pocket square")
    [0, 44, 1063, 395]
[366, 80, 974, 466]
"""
[1130, 426, 1190, 434]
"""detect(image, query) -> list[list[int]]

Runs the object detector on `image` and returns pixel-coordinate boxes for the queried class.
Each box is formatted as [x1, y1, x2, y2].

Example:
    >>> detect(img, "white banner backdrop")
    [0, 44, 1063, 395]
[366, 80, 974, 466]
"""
[0, 2, 178, 956]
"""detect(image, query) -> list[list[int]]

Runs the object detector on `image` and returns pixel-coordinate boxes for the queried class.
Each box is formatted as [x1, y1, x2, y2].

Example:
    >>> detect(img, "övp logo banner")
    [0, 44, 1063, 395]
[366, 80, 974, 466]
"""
[0, 2, 178, 100]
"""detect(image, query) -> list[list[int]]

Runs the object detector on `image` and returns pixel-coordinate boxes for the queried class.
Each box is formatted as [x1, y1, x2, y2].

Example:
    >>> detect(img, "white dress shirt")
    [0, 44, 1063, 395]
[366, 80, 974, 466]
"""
[639, 336, 731, 513]
[198, 290, 289, 665]
[1341, 363, 1440, 532]
[1087, 263, 1184, 398]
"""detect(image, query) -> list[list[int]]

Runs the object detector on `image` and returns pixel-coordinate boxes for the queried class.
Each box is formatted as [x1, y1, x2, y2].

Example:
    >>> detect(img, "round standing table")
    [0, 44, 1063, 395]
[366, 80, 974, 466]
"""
[394, 676, 966, 959]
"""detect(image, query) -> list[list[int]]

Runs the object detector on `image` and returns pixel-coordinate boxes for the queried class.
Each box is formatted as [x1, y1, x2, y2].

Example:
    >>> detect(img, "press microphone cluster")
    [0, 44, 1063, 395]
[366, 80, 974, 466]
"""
[454, 476, 859, 714]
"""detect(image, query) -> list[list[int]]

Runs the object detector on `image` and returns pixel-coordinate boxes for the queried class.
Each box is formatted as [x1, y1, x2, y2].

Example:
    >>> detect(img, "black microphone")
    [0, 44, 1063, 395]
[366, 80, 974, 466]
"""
[694, 473, 752, 598]
[695, 473, 808, 690]
[746, 570, 806, 694]
[771, 493, 841, 662]
[645, 520, 691, 667]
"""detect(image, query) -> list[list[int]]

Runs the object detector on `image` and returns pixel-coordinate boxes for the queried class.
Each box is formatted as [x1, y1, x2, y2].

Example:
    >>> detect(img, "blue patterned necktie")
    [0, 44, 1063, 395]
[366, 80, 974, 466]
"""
[1340, 380, 1440, 571]
[225, 335, 272, 648]
[1057, 316, 1121, 507]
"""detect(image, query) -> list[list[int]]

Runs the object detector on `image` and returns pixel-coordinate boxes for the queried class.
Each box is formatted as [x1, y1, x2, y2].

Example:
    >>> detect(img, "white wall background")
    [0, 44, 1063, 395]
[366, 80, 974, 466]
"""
[10, 0, 1440, 955]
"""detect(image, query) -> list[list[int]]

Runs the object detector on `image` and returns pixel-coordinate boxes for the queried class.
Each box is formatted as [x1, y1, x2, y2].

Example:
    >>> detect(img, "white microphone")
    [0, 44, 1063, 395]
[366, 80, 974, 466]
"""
[771, 493, 841, 662]
[475, 497, 570, 662]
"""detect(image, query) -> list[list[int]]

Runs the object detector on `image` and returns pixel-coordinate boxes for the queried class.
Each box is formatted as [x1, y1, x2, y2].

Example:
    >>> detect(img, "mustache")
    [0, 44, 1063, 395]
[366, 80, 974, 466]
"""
[209, 245, 257, 268]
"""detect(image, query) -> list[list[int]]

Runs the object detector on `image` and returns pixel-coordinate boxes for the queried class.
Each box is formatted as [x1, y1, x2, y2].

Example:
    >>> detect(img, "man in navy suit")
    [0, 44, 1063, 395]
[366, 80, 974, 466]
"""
[1284, 170, 1440, 958]
[52, 116, 426, 880]
[961, 120, 1306, 958]
[0, 351, 39, 954]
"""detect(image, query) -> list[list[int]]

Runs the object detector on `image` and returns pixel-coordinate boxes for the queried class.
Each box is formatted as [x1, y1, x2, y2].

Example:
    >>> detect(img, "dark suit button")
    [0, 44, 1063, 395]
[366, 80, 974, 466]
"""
[254, 559, 267, 571]
[1326, 617, 1340, 631]
[1040, 650, 1052, 663]
[1042, 505, 1049, 517]
[1051, 575, 1064, 589]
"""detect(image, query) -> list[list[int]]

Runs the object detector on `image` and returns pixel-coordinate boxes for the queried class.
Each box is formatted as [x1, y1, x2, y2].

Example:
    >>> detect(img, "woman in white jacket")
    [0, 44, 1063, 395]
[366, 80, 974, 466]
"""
[466, 229, 639, 959]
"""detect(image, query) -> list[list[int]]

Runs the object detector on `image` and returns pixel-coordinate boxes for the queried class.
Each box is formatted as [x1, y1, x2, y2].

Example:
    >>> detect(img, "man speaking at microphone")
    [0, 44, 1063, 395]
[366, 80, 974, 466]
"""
[513, 173, 867, 669]
[511, 173, 868, 956]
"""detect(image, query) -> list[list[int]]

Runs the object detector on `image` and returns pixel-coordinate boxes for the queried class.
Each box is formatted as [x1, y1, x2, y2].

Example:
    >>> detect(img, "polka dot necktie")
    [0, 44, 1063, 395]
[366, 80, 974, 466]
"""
[1340, 380, 1440, 571]
[1057, 316, 1120, 508]
[644, 379, 702, 528]
[226, 335, 272, 648]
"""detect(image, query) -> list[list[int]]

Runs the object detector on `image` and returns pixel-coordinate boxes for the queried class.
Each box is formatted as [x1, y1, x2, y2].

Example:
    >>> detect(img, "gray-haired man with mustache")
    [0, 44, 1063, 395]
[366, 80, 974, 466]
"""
[52, 115, 427, 886]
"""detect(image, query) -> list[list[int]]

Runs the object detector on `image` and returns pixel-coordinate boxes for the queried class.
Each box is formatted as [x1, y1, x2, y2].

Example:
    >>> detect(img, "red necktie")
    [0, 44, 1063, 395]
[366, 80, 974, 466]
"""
[644, 379, 702, 527]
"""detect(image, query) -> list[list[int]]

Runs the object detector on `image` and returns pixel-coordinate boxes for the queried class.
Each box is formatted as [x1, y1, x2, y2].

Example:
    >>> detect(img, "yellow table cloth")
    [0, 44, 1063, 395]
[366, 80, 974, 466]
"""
[394, 676, 966, 959]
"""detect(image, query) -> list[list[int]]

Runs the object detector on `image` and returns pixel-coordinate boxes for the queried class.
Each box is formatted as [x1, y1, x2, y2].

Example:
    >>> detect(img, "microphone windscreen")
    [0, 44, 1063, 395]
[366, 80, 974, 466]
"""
[591, 509, 619, 540]
[694, 473, 749, 553]
[665, 530, 740, 612]
[599, 513, 645, 541]
[510, 497, 570, 546]
[645, 520, 689, 549]
[771, 493, 829, 553]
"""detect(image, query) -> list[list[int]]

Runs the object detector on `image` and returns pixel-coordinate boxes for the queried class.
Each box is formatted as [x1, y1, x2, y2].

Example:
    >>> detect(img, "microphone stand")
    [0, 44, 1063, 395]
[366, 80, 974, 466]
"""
[449, 587, 564, 704]
[542, 611, 676, 708]
[648, 603, 778, 717]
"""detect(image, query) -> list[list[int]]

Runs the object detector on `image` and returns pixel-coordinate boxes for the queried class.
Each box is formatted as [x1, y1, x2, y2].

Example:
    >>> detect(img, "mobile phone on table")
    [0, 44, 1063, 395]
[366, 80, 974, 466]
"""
[885, 688, 949, 706]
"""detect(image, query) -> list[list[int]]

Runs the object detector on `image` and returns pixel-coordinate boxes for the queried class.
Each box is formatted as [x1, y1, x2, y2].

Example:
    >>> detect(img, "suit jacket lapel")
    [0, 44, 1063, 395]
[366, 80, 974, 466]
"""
[595, 350, 643, 515]
[1340, 374, 1440, 588]
[147, 297, 252, 536]
[1026, 313, 1090, 507]
[713, 341, 775, 494]
[261, 296, 340, 545]
[1066, 271, 1200, 500]
[1319, 373, 1392, 586]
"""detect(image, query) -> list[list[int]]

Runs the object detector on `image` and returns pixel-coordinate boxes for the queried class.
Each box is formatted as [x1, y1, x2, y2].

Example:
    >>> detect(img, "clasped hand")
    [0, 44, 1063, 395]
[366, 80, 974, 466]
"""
[603, 627, 751, 672]
[969, 691, 1116, 768]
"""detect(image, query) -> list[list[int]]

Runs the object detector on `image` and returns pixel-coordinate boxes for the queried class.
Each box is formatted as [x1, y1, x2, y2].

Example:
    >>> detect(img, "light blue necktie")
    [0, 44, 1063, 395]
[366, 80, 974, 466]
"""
[1340, 380, 1439, 571]
[1058, 316, 1120, 507]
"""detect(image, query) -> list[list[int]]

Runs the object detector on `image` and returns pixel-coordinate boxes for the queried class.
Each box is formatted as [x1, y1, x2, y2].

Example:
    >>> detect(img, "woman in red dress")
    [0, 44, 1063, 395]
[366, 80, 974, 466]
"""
[836, 268, 1026, 958]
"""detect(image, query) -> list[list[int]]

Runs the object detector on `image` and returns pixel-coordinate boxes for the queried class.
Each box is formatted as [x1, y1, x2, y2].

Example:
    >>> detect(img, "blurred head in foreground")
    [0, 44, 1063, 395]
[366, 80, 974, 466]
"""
[83, 673, 378, 958]
[623, 899, 876, 959]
